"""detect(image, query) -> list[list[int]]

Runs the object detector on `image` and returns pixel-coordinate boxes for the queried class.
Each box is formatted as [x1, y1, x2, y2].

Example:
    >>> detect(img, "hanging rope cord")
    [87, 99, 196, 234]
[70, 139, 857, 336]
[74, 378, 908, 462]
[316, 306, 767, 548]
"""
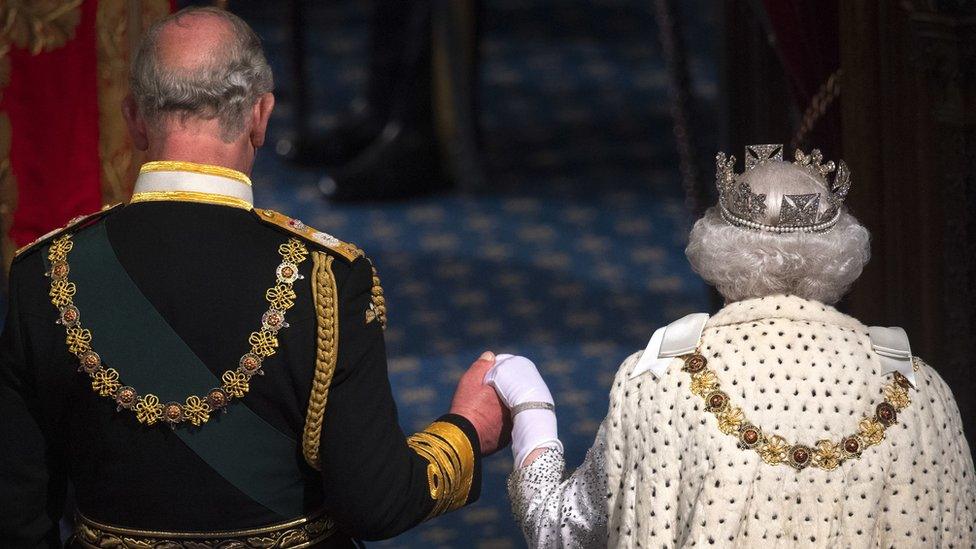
[790, 69, 843, 151]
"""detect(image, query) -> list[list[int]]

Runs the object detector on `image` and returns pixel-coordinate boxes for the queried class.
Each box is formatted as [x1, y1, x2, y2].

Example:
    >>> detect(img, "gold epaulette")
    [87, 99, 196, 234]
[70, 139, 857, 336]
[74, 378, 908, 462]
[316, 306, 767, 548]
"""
[13, 203, 123, 262]
[253, 208, 363, 262]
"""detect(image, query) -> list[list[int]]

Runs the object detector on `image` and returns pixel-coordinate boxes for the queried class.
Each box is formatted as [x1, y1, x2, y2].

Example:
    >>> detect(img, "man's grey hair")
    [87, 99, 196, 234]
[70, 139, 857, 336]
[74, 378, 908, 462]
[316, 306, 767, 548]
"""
[130, 7, 273, 142]
[685, 208, 871, 305]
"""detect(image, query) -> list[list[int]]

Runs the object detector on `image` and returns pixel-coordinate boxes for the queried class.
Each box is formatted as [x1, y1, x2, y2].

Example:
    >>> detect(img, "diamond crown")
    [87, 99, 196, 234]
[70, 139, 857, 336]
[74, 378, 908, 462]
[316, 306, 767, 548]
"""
[716, 144, 852, 233]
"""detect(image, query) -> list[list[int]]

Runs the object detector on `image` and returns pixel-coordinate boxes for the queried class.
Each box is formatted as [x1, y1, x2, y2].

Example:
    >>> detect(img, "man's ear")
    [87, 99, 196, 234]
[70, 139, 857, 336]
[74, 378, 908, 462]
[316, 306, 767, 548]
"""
[249, 92, 275, 149]
[122, 95, 149, 151]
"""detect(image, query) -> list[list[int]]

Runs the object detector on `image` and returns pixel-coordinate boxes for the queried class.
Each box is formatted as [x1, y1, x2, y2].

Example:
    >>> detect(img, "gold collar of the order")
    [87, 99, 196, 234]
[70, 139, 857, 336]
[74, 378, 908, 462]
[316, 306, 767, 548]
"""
[678, 350, 917, 471]
[47, 234, 310, 428]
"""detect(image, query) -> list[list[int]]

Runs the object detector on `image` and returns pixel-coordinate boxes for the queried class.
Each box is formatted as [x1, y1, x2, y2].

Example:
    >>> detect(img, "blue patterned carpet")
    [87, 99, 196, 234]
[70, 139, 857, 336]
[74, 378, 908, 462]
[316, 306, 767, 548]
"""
[235, 1, 716, 546]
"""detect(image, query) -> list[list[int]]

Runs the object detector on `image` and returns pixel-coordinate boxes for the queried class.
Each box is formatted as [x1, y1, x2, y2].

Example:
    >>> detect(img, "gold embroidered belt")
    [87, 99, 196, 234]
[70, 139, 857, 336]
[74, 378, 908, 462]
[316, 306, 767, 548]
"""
[73, 508, 338, 548]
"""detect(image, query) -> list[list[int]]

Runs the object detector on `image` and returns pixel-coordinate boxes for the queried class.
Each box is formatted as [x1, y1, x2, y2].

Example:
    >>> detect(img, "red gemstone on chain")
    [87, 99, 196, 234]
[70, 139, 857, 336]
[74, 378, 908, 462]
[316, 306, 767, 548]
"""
[163, 402, 184, 424]
[276, 262, 300, 284]
[789, 445, 811, 468]
[876, 402, 897, 426]
[78, 351, 102, 373]
[60, 305, 80, 326]
[115, 386, 138, 410]
[206, 388, 229, 410]
[705, 390, 728, 412]
[741, 426, 760, 446]
[684, 354, 707, 373]
[50, 261, 69, 280]
[239, 353, 263, 375]
[261, 311, 286, 331]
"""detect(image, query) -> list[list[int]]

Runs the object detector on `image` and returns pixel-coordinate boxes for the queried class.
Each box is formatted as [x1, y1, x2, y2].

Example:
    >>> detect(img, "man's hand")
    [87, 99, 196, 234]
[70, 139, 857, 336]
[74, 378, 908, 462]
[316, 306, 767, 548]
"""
[449, 352, 511, 456]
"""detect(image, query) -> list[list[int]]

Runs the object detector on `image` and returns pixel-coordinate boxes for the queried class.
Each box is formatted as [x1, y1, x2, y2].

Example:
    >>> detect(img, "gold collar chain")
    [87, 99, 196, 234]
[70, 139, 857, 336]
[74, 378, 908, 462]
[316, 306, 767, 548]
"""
[47, 234, 309, 427]
[679, 350, 916, 471]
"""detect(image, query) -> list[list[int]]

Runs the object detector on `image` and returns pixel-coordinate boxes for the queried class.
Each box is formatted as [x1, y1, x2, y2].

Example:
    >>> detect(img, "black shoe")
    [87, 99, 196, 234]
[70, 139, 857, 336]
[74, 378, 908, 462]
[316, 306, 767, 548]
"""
[281, 107, 385, 168]
[321, 121, 453, 202]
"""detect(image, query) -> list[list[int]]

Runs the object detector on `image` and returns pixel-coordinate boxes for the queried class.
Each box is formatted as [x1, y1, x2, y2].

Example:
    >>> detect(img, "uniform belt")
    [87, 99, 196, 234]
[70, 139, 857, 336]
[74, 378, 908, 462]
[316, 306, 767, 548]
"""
[72, 507, 338, 548]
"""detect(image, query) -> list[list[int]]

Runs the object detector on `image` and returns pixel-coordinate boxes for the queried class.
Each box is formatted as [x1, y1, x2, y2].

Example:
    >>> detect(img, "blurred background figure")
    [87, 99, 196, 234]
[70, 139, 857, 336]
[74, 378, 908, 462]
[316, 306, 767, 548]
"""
[281, 0, 485, 201]
[1, 0, 973, 547]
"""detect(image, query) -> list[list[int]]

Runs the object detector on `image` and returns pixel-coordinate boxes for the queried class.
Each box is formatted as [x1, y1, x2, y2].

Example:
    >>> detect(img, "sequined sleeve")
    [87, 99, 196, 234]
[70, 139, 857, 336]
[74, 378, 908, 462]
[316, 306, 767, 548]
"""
[507, 425, 609, 548]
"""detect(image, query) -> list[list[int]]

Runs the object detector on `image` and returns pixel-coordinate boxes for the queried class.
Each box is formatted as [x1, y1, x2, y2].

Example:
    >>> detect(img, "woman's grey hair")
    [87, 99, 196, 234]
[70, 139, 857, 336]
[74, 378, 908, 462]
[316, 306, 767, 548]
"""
[685, 208, 871, 305]
[130, 7, 273, 142]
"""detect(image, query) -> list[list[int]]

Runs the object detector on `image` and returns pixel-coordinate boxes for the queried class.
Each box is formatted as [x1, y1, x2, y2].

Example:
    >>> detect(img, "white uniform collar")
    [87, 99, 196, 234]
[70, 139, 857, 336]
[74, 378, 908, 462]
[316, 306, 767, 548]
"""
[131, 161, 254, 210]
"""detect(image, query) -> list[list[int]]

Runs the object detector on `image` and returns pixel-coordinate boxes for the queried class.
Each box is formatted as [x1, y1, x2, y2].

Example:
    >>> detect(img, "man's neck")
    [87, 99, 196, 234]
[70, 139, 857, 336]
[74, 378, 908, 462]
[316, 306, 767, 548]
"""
[147, 134, 254, 175]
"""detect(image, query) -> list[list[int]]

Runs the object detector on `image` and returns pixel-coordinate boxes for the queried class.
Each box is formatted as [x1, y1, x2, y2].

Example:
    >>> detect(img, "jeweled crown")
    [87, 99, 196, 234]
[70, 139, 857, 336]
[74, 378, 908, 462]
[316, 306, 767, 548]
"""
[716, 144, 852, 233]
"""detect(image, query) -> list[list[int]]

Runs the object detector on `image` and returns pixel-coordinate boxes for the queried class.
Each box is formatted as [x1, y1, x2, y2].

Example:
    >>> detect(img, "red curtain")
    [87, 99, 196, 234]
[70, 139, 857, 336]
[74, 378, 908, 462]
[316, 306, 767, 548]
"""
[3, 1, 103, 249]
[1, 0, 173, 267]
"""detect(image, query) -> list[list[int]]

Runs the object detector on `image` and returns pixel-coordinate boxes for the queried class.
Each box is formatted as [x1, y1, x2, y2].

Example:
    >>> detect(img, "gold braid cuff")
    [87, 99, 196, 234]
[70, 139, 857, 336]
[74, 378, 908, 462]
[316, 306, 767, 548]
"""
[302, 252, 339, 470]
[407, 421, 475, 519]
[73, 507, 336, 548]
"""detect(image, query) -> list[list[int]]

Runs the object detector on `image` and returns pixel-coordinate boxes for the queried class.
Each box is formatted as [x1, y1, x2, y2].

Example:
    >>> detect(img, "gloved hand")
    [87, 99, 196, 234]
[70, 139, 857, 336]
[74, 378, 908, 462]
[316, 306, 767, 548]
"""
[484, 354, 562, 467]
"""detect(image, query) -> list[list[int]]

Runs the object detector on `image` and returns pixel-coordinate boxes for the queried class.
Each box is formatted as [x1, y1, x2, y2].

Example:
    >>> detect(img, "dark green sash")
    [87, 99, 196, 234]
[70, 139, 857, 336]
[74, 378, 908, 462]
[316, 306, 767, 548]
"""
[67, 223, 306, 518]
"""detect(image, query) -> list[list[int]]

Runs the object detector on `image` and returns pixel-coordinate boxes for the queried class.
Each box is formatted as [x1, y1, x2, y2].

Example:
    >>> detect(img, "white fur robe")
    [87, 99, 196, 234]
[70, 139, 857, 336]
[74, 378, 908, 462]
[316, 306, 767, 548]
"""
[509, 295, 976, 548]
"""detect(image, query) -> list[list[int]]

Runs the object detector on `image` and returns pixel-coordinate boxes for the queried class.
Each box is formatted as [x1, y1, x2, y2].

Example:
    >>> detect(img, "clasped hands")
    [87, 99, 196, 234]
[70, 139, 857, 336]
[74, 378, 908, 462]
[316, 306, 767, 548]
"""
[449, 351, 561, 466]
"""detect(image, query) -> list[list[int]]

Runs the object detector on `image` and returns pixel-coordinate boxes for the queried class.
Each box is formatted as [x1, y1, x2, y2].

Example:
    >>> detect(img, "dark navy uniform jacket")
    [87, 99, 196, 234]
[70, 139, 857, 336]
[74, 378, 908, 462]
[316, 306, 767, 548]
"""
[0, 169, 481, 548]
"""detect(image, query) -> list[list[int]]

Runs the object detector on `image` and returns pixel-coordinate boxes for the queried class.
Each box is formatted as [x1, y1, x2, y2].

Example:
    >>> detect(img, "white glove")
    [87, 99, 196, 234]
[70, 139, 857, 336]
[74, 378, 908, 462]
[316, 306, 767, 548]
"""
[484, 354, 562, 467]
